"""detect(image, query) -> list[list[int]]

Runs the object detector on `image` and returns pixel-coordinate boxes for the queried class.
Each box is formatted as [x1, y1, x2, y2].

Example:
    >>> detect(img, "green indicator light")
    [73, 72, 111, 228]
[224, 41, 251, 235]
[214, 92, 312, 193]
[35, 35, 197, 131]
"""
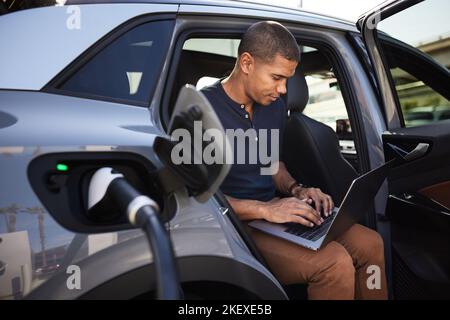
[56, 163, 68, 172]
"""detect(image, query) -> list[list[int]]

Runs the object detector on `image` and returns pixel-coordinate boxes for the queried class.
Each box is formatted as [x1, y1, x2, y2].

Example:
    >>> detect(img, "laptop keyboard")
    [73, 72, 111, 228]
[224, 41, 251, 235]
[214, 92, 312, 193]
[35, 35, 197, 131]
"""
[283, 209, 337, 241]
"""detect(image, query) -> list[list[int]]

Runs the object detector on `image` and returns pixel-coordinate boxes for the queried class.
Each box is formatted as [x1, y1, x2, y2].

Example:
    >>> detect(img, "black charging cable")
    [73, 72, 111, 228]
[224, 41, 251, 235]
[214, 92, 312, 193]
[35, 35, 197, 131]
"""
[87, 167, 181, 300]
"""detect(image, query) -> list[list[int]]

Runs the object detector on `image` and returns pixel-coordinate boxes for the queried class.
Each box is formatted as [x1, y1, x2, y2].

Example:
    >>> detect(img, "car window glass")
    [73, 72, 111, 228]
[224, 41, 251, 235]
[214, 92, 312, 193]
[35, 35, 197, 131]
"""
[169, 38, 237, 110]
[60, 20, 174, 105]
[303, 74, 356, 157]
[303, 75, 348, 131]
[183, 38, 240, 58]
[389, 66, 450, 126]
[301, 45, 354, 158]
[377, 0, 450, 127]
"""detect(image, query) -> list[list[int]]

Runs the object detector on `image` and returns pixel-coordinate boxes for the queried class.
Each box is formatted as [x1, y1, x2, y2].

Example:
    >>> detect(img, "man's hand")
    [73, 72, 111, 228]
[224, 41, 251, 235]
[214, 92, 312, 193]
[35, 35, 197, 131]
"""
[292, 187, 334, 217]
[261, 197, 324, 227]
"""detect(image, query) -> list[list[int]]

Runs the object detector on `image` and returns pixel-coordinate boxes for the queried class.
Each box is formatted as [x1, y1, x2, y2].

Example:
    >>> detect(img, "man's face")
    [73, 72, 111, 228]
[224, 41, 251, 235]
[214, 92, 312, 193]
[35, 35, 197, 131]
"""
[243, 53, 298, 106]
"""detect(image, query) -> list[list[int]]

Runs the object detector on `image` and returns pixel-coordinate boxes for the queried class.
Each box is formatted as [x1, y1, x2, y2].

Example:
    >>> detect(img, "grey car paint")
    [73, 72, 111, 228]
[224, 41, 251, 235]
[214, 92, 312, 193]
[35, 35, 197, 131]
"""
[24, 188, 286, 300]
[0, 90, 158, 298]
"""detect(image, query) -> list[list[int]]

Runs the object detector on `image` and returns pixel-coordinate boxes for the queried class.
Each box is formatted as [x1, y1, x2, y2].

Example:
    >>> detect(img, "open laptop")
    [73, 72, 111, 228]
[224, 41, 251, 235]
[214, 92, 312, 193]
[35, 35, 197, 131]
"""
[248, 162, 392, 251]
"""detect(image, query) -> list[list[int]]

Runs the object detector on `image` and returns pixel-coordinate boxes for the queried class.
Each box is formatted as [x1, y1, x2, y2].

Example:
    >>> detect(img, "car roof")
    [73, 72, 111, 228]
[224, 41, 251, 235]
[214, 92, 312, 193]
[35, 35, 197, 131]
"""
[67, 0, 356, 28]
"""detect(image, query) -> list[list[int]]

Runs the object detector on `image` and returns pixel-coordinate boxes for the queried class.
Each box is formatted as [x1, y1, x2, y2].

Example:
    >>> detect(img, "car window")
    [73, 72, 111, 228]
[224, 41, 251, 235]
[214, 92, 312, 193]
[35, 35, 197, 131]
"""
[377, 0, 450, 127]
[182, 38, 239, 89]
[389, 66, 450, 126]
[60, 20, 174, 105]
[303, 75, 348, 132]
[303, 74, 356, 158]
[169, 37, 237, 113]
[300, 46, 355, 159]
[183, 38, 240, 58]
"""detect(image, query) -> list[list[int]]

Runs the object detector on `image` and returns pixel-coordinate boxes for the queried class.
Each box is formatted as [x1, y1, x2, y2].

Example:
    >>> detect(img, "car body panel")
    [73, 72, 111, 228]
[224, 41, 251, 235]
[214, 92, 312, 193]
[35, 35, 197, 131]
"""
[0, 90, 160, 298]
[69, 0, 356, 28]
[23, 189, 286, 299]
[178, 3, 357, 32]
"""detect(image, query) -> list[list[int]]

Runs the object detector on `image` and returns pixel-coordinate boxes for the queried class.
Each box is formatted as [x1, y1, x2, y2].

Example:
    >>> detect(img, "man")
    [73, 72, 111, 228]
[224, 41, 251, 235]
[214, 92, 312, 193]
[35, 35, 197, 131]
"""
[201, 21, 388, 300]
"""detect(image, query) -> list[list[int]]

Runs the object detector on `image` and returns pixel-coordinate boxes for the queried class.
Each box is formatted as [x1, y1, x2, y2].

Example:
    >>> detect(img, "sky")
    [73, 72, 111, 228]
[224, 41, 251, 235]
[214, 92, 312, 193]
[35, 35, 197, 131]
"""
[376, 0, 450, 46]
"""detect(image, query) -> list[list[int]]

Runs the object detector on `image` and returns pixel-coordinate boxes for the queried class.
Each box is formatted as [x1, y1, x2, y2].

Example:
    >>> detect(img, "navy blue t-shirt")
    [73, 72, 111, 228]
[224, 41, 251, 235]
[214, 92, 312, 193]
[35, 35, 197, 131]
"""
[201, 81, 286, 202]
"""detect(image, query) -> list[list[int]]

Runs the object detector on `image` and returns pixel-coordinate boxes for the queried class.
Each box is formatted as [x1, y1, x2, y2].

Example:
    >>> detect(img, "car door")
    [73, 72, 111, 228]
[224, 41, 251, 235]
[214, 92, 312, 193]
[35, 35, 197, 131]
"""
[359, 0, 450, 299]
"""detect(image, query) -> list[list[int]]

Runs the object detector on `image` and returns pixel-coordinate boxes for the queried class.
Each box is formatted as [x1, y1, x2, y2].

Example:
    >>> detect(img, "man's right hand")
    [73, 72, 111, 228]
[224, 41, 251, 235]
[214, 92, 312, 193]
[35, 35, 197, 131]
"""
[261, 197, 324, 227]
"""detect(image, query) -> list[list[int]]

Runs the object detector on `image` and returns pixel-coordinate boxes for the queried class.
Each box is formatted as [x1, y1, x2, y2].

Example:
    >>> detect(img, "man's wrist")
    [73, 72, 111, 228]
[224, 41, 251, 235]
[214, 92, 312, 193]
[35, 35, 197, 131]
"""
[288, 181, 305, 196]
[257, 203, 269, 220]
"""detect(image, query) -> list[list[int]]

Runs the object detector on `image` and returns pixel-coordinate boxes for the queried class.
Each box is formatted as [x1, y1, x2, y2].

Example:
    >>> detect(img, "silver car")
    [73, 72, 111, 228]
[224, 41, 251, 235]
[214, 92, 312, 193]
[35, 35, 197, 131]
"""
[1, 0, 449, 300]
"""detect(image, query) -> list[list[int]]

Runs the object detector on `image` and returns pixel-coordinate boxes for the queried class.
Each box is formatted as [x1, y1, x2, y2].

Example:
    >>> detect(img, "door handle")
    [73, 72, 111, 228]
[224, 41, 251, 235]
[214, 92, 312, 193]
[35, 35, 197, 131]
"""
[387, 142, 429, 162]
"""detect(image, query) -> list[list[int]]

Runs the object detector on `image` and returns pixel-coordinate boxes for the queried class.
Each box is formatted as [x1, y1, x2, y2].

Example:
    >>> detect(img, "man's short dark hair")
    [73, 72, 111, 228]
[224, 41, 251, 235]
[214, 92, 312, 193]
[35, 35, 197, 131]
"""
[238, 21, 300, 63]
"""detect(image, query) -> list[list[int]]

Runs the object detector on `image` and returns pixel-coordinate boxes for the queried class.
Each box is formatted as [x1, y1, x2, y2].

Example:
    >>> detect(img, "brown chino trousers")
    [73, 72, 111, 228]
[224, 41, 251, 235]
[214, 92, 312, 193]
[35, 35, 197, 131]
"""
[248, 223, 388, 300]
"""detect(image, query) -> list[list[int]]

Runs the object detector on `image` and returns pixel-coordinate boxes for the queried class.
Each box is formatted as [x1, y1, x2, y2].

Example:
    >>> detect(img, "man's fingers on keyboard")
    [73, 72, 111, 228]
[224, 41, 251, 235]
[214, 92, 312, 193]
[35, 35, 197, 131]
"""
[288, 198, 322, 225]
[322, 199, 329, 217]
[311, 195, 322, 214]
[294, 198, 320, 215]
[293, 207, 322, 226]
[301, 201, 322, 222]
[325, 195, 334, 216]
[290, 214, 314, 227]
[300, 197, 313, 205]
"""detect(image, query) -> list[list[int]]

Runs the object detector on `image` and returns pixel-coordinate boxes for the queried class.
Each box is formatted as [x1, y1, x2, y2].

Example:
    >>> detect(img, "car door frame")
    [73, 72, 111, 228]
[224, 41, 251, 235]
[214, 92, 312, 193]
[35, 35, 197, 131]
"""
[358, 0, 425, 129]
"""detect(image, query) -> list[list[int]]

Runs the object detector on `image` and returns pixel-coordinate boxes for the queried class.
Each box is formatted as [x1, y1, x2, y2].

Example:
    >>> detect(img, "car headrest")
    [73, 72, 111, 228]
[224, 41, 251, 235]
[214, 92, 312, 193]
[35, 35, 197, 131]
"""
[286, 72, 309, 113]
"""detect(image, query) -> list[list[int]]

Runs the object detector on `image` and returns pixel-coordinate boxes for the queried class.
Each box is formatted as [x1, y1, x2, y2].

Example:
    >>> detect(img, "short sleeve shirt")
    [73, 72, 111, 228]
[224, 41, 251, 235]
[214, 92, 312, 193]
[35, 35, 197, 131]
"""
[201, 81, 287, 202]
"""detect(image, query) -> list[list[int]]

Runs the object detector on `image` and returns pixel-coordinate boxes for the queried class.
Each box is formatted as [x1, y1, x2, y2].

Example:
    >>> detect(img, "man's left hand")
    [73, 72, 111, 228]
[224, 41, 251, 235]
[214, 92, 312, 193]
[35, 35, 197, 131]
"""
[292, 186, 334, 217]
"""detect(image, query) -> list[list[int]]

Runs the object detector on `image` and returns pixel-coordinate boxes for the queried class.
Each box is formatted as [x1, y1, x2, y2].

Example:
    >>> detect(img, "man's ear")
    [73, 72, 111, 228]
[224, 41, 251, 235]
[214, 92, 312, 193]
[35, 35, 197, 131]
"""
[239, 52, 254, 75]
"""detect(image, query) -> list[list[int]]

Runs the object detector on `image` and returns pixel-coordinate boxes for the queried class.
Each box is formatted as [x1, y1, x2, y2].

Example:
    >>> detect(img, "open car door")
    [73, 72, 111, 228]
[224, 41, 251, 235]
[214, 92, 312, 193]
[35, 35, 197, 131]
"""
[359, 0, 450, 299]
